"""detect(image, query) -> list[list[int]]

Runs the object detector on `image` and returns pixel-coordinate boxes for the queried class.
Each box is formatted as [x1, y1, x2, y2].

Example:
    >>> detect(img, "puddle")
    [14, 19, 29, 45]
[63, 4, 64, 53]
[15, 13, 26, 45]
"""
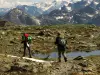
[33, 50, 100, 59]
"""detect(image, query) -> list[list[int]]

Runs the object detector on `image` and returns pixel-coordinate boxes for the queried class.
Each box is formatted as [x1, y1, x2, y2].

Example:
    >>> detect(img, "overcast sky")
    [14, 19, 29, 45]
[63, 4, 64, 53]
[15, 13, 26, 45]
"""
[0, 0, 81, 8]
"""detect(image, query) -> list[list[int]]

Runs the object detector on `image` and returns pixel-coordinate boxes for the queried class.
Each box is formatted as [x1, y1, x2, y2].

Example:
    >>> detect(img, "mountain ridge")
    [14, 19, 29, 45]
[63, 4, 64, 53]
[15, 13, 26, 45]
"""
[0, 0, 100, 25]
[2, 8, 40, 25]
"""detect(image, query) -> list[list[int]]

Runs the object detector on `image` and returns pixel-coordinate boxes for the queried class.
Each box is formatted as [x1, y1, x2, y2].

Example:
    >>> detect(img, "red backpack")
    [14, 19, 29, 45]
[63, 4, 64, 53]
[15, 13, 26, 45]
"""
[22, 33, 32, 43]
[24, 33, 29, 38]
[22, 33, 29, 41]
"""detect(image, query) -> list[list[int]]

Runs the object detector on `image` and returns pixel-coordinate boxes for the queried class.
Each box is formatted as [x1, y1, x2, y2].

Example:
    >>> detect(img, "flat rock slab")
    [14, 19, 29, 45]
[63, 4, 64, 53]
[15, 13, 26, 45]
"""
[0, 54, 54, 63]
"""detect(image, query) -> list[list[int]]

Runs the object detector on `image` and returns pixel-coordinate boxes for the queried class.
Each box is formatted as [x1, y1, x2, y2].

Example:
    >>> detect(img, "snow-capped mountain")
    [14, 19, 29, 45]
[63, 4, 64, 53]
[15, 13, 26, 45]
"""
[0, 8, 11, 16]
[0, 0, 100, 25]
[33, 0, 72, 14]
[0, 0, 94, 15]
[71, 0, 92, 10]
[96, 3, 100, 10]
[38, 0, 100, 25]
[33, 0, 95, 14]
[17, 5, 43, 16]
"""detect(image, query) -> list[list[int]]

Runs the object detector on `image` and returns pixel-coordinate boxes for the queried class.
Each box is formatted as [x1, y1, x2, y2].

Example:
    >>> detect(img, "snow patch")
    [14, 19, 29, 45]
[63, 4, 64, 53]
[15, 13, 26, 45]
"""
[55, 16, 64, 20]
[87, 14, 94, 17]
[4, 54, 54, 63]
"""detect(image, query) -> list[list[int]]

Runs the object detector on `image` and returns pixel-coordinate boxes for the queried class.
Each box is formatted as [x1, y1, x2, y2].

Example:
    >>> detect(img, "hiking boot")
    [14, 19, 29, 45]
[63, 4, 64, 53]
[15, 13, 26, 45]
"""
[64, 58, 67, 62]
[29, 56, 32, 58]
[58, 58, 61, 62]
[23, 55, 25, 57]
[58, 59, 61, 62]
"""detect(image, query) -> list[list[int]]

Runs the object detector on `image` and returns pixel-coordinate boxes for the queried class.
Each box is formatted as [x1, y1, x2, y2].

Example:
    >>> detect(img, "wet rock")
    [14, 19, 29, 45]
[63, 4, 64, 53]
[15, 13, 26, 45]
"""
[85, 50, 91, 52]
[74, 56, 84, 60]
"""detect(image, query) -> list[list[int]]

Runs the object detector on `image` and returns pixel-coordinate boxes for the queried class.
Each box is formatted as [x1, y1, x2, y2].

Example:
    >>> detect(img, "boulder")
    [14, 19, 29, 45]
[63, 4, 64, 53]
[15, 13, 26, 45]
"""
[74, 56, 84, 60]
[0, 21, 6, 27]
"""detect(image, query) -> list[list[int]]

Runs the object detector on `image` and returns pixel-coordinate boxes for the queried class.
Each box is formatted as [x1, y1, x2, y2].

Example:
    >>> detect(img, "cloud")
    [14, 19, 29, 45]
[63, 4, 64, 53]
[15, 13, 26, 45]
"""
[0, 0, 35, 8]
[0, 0, 82, 8]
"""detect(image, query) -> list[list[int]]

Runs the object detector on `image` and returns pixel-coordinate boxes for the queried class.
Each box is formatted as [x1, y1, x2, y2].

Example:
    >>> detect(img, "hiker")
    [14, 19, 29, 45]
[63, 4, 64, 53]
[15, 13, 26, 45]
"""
[21, 33, 32, 58]
[55, 33, 67, 62]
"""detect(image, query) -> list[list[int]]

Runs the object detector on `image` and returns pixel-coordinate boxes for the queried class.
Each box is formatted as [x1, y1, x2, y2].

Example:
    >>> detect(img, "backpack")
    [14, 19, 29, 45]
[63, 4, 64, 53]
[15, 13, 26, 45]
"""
[28, 36, 32, 43]
[22, 33, 29, 41]
[59, 38, 66, 46]
[22, 33, 32, 43]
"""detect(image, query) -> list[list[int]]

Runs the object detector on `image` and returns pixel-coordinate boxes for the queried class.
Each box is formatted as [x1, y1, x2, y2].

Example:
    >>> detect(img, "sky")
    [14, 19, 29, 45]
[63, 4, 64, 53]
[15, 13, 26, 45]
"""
[0, 0, 81, 8]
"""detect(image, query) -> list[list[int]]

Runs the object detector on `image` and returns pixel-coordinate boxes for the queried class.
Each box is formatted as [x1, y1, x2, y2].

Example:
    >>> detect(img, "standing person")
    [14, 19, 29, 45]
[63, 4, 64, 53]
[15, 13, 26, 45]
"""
[55, 33, 67, 62]
[21, 33, 32, 58]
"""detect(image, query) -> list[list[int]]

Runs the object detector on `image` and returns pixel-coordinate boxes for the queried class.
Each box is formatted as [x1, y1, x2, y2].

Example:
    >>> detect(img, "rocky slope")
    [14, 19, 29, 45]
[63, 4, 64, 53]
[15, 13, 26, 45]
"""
[3, 8, 40, 25]
[0, 54, 99, 75]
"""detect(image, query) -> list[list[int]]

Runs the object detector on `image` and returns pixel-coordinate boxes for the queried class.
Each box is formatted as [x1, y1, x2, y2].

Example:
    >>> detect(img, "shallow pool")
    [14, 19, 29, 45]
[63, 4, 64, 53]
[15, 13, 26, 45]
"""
[33, 50, 100, 59]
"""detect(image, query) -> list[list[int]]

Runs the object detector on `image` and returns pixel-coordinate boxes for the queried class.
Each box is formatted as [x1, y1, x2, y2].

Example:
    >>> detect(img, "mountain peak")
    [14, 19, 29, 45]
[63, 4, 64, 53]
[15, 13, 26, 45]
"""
[3, 8, 40, 25]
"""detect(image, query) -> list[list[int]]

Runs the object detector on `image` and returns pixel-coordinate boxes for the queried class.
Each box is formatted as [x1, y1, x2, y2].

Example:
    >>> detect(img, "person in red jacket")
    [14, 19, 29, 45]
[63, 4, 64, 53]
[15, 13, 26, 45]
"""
[21, 33, 32, 58]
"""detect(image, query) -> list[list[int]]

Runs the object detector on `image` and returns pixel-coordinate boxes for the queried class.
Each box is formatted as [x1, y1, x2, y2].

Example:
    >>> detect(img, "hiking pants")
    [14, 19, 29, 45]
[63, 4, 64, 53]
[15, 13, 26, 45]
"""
[23, 42, 31, 58]
[58, 50, 67, 62]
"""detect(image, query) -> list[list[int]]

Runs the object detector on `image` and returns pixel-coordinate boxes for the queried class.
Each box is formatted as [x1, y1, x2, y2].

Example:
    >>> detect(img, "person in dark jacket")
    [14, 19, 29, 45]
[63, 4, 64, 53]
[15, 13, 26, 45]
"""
[21, 33, 32, 58]
[55, 33, 67, 62]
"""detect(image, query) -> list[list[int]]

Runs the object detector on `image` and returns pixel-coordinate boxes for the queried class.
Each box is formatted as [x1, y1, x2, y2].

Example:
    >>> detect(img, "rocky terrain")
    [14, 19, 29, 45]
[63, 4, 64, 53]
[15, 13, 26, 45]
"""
[0, 53, 100, 75]
[0, 24, 100, 55]
[0, 23, 100, 74]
